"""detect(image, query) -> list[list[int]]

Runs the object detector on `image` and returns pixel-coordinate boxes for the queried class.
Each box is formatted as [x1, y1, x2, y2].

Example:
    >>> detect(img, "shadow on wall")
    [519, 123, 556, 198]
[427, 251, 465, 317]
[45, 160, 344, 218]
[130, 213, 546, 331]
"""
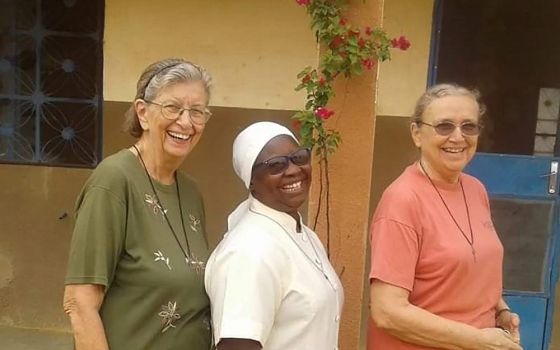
[369, 115, 418, 216]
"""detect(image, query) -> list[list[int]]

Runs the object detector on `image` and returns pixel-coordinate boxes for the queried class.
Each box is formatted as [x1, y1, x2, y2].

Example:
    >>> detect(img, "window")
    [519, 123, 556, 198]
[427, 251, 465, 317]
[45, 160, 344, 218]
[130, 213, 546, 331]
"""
[0, 0, 103, 167]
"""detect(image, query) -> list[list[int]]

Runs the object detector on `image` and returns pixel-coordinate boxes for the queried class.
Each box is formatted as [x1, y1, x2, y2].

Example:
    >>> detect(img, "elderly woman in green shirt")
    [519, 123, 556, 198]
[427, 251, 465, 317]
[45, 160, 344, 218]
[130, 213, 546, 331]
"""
[63, 58, 213, 350]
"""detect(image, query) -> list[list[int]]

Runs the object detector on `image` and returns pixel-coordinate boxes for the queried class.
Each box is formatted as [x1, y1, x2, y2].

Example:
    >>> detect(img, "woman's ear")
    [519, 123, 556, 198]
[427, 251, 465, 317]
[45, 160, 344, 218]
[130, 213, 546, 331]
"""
[135, 99, 150, 131]
[410, 122, 422, 149]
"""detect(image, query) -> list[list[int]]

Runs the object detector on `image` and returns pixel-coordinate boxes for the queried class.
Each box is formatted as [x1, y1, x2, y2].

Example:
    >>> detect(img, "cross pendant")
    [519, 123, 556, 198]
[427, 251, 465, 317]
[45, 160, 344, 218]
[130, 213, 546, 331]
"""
[471, 246, 477, 263]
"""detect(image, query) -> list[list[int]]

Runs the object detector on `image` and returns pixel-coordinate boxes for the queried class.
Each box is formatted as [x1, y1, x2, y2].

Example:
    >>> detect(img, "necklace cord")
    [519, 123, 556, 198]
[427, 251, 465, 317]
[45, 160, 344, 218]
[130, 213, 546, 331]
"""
[248, 208, 339, 290]
[418, 161, 476, 255]
[133, 145, 193, 259]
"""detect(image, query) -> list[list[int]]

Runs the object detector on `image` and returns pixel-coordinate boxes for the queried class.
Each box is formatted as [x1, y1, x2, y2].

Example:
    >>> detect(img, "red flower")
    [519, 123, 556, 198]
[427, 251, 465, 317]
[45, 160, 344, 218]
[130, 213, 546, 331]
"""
[390, 35, 411, 50]
[302, 74, 312, 84]
[315, 107, 335, 120]
[358, 37, 366, 48]
[361, 58, 374, 70]
[292, 120, 302, 132]
[318, 77, 326, 86]
[296, 0, 310, 6]
[365, 26, 373, 36]
[329, 35, 345, 49]
[339, 18, 347, 26]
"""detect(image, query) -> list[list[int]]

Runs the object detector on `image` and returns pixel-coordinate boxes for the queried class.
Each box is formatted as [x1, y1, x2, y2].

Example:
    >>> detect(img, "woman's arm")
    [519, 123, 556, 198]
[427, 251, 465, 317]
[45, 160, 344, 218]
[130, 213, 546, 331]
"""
[370, 281, 522, 350]
[63, 284, 109, 350]
[217, 338, 262, 350]
[495, 298, 521, 344]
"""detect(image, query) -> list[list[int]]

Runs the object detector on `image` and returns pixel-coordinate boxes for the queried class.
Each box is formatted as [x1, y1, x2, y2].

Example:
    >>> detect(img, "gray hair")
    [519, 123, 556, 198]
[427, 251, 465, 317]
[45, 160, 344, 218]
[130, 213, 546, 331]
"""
[123, 58, 213, 138]
[412, 83, 486, 124]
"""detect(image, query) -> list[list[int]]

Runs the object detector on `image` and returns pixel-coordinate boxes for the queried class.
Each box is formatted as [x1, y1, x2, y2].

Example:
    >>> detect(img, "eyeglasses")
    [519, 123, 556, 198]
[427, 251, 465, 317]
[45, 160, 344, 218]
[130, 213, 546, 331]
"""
[253, 148, 311, 175]
[144, 100, 212, 125]
[418, 121, 482, 136]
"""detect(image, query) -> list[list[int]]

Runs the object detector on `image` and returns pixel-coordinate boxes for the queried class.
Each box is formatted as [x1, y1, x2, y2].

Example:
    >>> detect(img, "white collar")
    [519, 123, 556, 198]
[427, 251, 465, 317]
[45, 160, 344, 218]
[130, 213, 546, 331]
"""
[249, 196, 303, 233]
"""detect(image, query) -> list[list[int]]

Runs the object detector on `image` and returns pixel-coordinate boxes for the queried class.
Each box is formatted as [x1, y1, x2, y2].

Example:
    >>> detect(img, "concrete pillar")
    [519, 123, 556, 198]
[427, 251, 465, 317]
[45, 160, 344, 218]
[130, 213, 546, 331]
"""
[307, 1, 383, 349]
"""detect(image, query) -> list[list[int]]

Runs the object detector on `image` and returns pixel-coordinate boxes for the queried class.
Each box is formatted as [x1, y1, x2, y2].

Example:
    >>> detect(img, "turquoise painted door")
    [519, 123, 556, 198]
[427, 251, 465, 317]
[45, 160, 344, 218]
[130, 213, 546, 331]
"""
[466, 153, 560, 350]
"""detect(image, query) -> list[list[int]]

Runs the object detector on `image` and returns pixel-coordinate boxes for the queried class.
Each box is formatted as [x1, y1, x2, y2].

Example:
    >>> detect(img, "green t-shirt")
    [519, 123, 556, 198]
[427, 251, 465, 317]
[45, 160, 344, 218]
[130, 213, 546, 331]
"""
[65, 149, 211, 350]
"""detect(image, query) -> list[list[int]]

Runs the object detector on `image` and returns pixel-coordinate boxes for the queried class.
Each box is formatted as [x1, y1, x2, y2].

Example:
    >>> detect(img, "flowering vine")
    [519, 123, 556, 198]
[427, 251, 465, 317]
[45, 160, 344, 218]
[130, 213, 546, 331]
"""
[293, 0, 410, 255]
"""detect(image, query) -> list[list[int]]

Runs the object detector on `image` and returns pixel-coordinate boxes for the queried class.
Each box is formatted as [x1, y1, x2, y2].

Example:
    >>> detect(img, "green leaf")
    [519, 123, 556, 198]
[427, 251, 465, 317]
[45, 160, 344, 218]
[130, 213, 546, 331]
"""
[294, 0, 407, 157]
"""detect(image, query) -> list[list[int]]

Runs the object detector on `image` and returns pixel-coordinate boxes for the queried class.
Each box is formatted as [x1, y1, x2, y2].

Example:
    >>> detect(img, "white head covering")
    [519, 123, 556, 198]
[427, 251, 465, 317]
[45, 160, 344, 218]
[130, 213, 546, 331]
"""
[232, 121, 297, 188]
[228, 121, 298, 229]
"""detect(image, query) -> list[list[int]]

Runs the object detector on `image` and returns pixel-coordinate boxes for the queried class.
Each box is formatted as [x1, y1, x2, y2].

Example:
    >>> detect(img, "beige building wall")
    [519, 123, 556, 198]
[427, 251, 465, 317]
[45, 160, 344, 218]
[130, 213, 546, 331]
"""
[377, 0, 434, 118]
[104, 0, 317, 109]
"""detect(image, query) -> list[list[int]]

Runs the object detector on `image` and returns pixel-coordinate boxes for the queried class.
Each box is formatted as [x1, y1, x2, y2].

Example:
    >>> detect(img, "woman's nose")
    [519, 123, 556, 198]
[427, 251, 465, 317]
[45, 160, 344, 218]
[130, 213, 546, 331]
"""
[448, 125, 466, 140]
[175, 110, 195, 128]
[284, 160, 302, 175]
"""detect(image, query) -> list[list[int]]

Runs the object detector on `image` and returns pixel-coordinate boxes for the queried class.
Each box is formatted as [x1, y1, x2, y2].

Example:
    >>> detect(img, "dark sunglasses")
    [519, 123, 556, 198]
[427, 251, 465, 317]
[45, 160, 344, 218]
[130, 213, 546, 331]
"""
[253, 148, 311, 175]
[418, 121, 482, 136]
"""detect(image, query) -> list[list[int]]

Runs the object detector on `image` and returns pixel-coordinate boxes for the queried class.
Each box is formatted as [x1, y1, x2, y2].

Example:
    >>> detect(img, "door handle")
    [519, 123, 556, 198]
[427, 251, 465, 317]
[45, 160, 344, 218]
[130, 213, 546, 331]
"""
[542, 161, 558, 194]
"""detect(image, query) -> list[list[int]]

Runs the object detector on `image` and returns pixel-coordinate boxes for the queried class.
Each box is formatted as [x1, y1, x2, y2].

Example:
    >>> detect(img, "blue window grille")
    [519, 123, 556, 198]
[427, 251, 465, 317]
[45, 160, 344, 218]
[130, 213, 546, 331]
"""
[0, 0, 103, 167]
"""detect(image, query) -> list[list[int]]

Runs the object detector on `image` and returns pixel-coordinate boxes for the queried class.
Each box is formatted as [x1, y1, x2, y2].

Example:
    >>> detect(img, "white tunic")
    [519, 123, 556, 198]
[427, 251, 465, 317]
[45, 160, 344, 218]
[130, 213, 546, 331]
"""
[205, 197, 344, 350]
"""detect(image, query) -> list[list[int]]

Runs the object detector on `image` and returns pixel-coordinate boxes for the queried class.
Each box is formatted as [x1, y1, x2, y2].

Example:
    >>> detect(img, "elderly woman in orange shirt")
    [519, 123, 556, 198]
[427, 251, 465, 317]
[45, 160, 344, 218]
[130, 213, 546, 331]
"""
[369, 84, 522, 350]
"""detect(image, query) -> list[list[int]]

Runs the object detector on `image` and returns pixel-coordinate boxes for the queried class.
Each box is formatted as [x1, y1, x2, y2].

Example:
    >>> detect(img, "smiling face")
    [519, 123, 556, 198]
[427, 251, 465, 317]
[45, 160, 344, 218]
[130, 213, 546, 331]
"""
[250, 135, 311, 217]
[411, 94, 480, 183]
[136, 80, 208, 162]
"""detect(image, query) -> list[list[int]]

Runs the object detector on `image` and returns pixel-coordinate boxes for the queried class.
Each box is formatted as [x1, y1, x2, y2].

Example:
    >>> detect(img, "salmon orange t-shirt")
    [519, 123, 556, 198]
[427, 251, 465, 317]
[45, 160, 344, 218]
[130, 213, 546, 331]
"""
[368, 164, 504, 350]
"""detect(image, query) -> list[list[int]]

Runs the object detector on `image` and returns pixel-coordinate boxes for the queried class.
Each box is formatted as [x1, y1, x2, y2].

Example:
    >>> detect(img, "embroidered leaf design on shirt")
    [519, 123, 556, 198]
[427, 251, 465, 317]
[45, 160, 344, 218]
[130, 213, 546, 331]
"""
[154, 250, 172, 270]
[145, 194, 167, 216]
[158, 301, 181, 333]
[189, 214, 201, 232]
[185, 254, 206, 275]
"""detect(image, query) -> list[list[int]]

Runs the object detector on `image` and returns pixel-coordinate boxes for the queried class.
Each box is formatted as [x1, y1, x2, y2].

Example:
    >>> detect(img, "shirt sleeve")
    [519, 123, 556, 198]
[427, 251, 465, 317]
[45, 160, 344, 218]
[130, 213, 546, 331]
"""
[207, 243, 285, 345]
[65, 186, 126, 287]
[369, 218, 420, 292]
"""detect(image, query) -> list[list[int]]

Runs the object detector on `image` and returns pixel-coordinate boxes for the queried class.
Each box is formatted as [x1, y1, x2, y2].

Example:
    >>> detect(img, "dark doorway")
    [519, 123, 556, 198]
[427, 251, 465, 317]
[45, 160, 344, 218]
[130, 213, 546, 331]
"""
[432, 0, 560, 156]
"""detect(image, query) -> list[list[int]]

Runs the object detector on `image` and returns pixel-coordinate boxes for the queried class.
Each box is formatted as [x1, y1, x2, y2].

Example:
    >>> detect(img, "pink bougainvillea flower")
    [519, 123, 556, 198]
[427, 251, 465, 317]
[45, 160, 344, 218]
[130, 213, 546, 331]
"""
[295, 0, 310, 6]
[292, 120, 302, 132]
[390, 35, 411, 50]
[315, 107, 335, 120]
[318, 77, 326, 86]
[339, 18, 347, 26]
[397, 36, 411, 50]
[329, 35, 345, 49]
[302, 74, 312, 84]
[365, 26, 373, 36]
[361, 58, 375, 70]
[348, 29, 360, 37]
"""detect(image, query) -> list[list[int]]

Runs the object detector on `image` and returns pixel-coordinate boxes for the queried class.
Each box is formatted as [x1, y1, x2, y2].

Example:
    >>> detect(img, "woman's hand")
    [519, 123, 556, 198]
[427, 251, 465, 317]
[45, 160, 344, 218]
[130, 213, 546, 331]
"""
[496, 310, 521, 344]
[478, 328, 523, 350]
